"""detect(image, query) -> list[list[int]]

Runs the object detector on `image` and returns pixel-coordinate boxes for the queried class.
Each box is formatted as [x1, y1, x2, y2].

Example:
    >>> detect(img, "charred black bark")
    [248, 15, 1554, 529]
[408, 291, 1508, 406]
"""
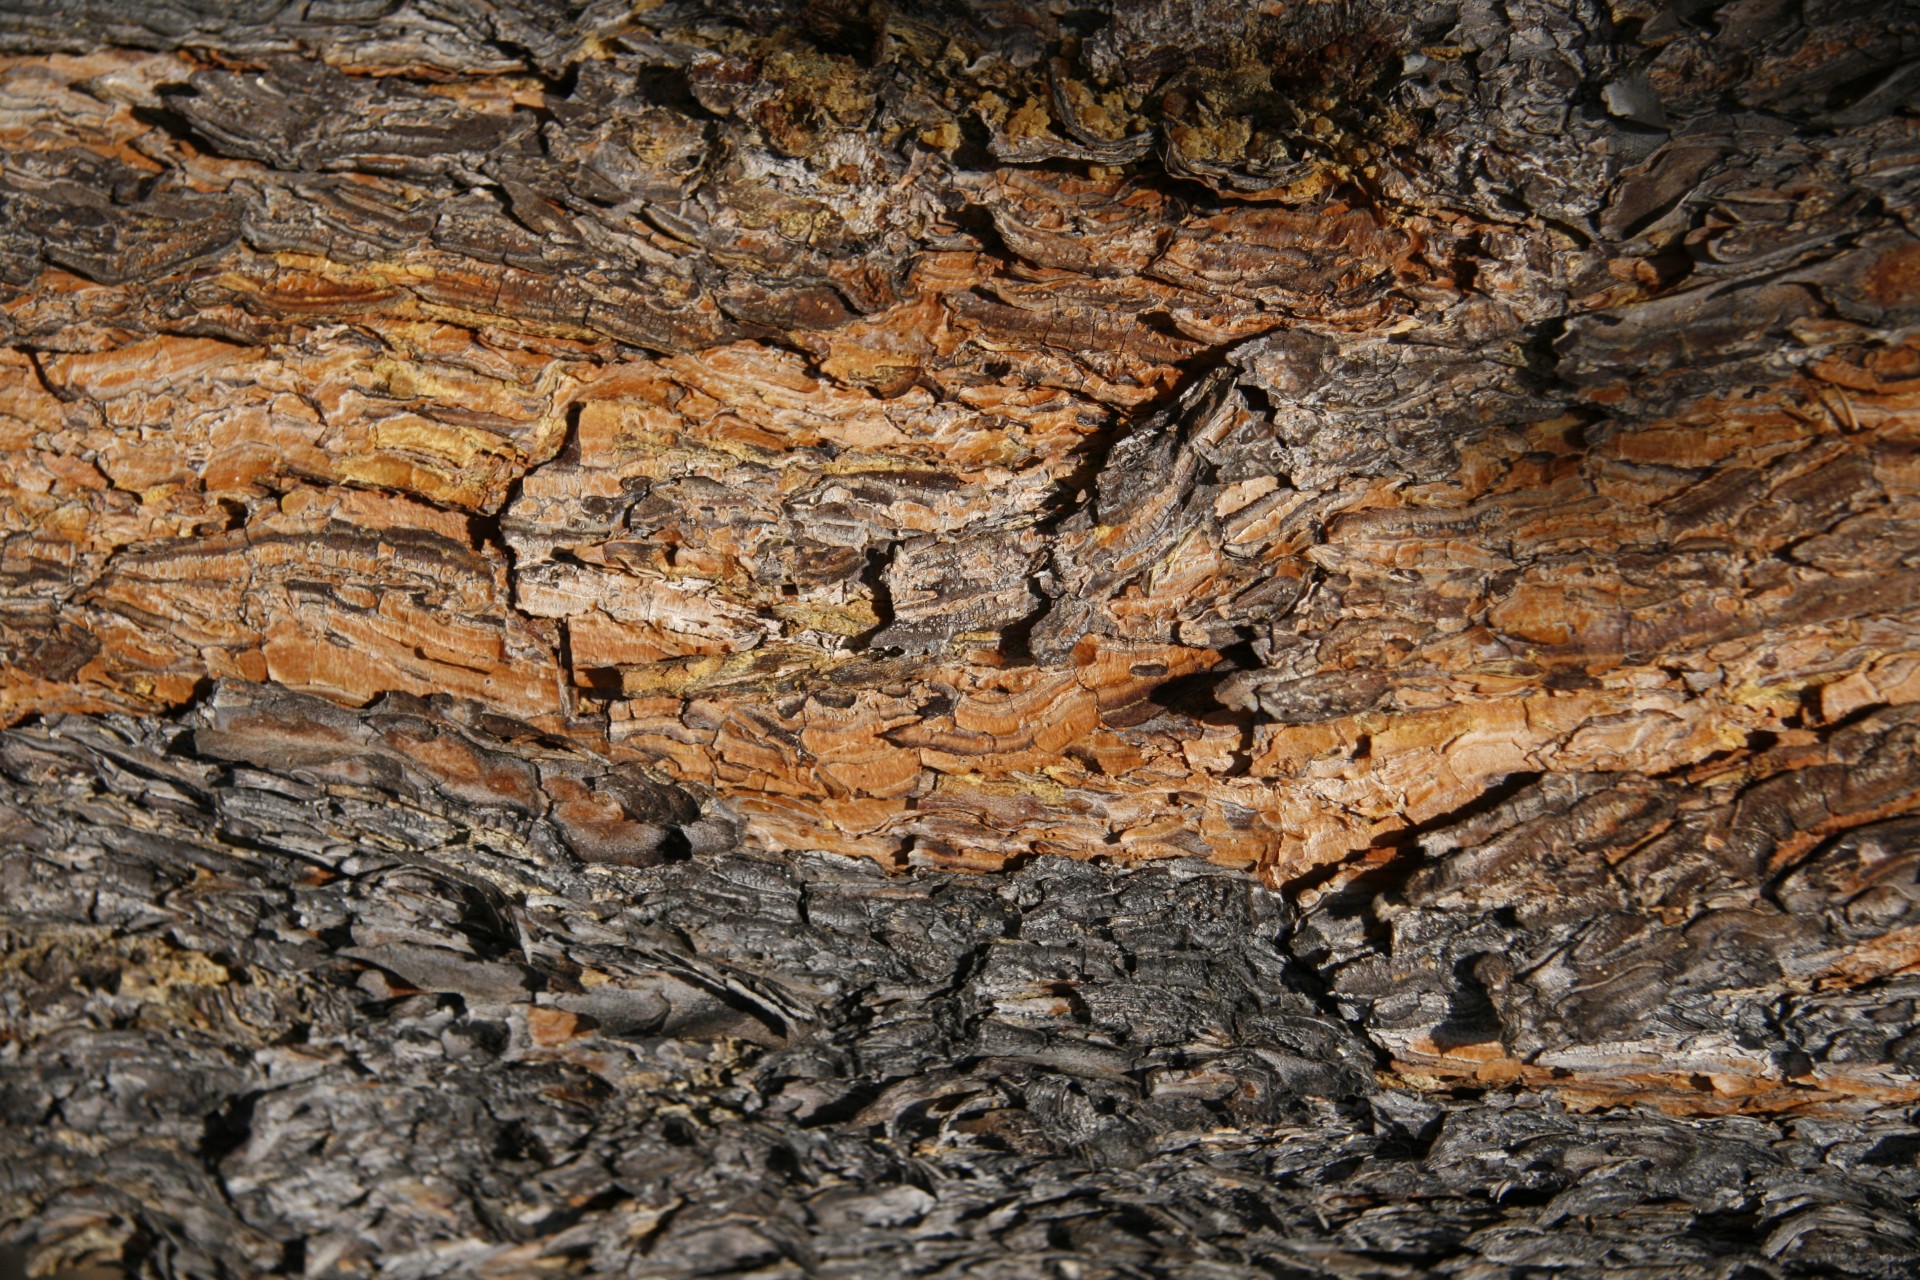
[4, 687, 1920, 1277]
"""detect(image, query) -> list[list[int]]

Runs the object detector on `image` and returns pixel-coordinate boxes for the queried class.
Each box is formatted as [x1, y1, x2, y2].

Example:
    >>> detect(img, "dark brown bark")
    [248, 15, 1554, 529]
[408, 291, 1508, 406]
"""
[3, 0, 1920, 1275]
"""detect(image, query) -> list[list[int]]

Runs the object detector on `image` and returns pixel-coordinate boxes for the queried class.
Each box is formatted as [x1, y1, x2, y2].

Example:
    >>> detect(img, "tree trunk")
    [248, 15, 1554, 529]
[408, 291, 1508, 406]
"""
[4, 0, 1920, 1275]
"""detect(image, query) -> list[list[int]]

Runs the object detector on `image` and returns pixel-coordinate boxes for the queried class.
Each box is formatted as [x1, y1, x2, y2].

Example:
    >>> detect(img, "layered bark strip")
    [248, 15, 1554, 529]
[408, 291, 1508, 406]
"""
[4, 0, 1920, 1275]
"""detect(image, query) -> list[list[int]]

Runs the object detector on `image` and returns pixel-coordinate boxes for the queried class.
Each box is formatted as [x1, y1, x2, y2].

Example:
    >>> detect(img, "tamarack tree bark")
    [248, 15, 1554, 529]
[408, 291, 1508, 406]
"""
[3, 0, 1920, 1276]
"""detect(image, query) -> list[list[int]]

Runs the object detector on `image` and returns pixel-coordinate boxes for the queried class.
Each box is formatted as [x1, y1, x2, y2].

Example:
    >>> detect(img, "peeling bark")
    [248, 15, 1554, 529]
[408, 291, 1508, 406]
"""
[3, 0, 1920, 1275]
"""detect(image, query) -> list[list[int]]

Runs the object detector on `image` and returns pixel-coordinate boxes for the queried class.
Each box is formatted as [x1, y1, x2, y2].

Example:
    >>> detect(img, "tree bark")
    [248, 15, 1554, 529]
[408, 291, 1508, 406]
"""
[3, 0, 1920, 1275]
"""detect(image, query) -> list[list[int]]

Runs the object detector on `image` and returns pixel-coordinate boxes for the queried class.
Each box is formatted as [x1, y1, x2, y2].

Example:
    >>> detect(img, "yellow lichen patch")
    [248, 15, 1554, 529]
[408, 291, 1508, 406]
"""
[0, 923, 303, 1045]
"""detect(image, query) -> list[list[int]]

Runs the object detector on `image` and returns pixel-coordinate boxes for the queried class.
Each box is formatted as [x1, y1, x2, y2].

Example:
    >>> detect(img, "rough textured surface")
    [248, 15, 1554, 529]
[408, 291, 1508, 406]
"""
[3, 0, 1920, 1274]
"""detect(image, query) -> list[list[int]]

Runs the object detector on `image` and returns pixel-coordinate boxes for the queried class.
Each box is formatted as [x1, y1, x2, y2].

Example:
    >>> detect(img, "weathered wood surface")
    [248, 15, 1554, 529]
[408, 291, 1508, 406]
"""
[3, 0, 1920, 1275]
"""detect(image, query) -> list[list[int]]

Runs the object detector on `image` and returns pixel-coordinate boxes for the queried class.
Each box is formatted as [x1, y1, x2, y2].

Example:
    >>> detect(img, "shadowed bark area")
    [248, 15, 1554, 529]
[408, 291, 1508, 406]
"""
[2, 0, 1920, 1275]
[7, 686, 1920, 1278]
